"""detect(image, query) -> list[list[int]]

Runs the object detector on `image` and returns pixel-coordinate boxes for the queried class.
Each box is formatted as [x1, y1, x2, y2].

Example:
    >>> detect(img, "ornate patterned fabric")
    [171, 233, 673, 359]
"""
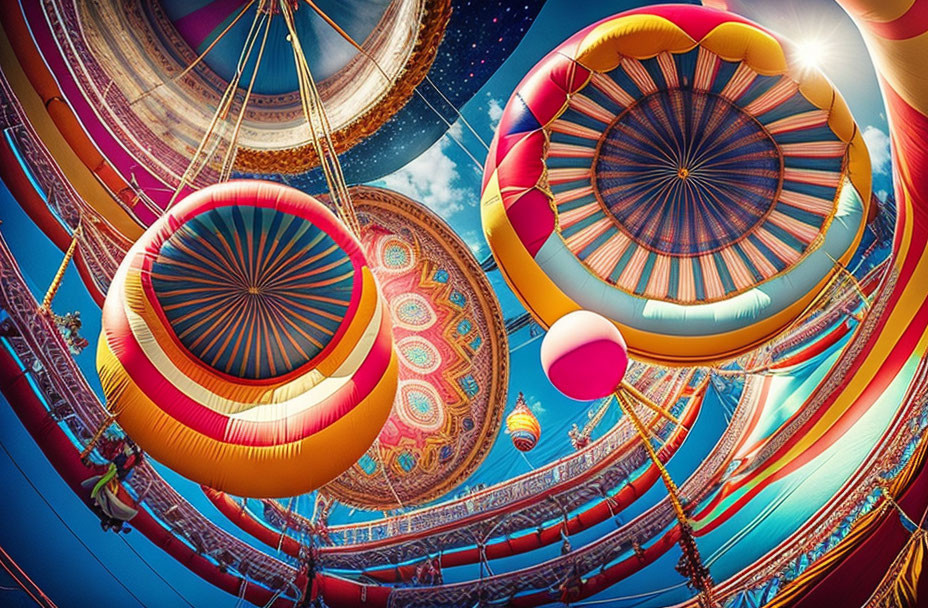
[322, 186, 508, 510]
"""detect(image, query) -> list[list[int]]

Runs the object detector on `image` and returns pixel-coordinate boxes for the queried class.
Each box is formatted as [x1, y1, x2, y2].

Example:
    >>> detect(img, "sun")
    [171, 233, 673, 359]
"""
[795, 38, 830, 71]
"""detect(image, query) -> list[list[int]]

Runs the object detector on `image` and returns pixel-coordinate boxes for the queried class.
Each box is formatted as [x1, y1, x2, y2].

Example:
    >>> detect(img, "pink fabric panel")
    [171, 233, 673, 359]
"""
[504, 189, 555, 257]
[517, 52, 591, 127]
[496, 131, 547, 197]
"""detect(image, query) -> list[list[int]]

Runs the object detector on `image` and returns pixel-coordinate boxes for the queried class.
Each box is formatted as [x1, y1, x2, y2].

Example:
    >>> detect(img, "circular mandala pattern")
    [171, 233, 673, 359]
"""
[397, 336, 442, 374]
[323, 187, 509, 510]
[376, 236, 417, 274]
[396, 381, 445, 433]
[391, 293, 437, 331]
[595, 90, 781, 257]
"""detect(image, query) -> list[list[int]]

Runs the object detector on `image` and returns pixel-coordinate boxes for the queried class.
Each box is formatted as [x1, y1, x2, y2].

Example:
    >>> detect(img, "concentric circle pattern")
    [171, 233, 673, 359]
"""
[97, 181, 398, 497]
[150, 206, 354, 380]
[595, 90, 781, 256]
[321, 186, 509, 510]
[481, 6, 870, 362]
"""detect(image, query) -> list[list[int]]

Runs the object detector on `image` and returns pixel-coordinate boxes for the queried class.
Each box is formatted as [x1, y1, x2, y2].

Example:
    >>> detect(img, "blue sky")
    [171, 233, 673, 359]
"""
[0, 0, 898, 605]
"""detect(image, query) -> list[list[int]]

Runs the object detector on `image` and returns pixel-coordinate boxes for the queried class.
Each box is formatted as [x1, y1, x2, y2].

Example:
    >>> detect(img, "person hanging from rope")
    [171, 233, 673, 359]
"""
[81, 436, 143, 533]
[560, 526, 573, 555]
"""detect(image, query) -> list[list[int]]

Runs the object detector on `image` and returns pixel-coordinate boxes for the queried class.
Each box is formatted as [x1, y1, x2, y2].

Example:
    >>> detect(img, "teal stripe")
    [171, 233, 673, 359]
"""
[560, 209, 605, 239]
[667, 257, 680, 300]
[693, 257, 706, 301]
[579, 226, 618, 260]
[732, 242, 764, 283]
[556, 193, 598, 213]
[609, 244, 638, 283]
[634, 252, 657, 295]
[714, 252, 737, 294]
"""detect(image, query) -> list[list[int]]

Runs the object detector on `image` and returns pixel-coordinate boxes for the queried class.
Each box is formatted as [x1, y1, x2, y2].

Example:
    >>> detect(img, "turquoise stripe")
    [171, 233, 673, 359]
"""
[634, 252, 657, 294]
[763, 221, 806, 252]
[546, 155, 594, 170]
[550, 178, 592, 195]
[693, 257, 706, 301]
[560, 209, 605, 238]
[578, 226, 618, 260]
[775, 201, 827, 227]
[667, 257, 680, 300]
[556, 193, 598, 213]
[714, 252, 737, 294]
[747, 234, 787, 271]
[608, 244, 638, 283]
[732, 242, 764, 283]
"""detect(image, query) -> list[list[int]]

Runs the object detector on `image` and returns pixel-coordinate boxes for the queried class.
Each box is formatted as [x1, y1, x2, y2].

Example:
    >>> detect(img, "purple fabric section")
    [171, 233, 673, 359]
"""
[22, 2, 172, 221]
[173, 0, 246, 51]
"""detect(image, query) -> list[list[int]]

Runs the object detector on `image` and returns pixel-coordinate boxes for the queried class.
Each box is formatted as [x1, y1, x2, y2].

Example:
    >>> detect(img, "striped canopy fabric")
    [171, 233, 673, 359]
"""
[97, 181, 398, 497]
[149, 205, 355, 380]
[549, 47, 846, 304]
[481, 5, 871, 363]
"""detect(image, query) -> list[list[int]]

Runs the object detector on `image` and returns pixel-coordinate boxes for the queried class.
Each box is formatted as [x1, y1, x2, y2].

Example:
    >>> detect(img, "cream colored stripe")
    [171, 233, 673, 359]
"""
[123, 273, 383, 417]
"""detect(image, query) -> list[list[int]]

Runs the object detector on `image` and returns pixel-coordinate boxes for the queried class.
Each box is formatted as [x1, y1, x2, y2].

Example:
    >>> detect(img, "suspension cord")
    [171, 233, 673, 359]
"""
[166, 8, 267, 210]
[298, 0, 487, 170]
[219, 11, 273, 182]
[281, 0, 360, 235]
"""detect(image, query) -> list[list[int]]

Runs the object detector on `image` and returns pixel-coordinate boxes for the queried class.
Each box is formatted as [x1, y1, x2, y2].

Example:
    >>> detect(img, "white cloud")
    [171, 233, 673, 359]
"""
[487, 98, 504, 130]
[863, 126, 891, 175]
[526, 395, 545, 415]
[461, 228, 486, 257]
[378, 123, 468, 218]
[877, 189, 888, 201]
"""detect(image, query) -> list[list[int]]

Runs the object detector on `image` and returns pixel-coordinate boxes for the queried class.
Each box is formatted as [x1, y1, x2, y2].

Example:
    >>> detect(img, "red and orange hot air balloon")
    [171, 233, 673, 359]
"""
[97, 181, 398, 498]
[506, 392, 541, 452]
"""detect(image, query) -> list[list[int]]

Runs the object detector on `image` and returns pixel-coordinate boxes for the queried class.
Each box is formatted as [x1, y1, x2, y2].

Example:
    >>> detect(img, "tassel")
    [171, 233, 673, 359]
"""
[872, 529, 928, 607]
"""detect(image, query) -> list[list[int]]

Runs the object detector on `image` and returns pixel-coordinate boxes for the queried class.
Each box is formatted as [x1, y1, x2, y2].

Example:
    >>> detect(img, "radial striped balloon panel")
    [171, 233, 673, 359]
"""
[149, 205, 354, 380]
[97, 181, 398, 498]
[481, 4, 871, 364]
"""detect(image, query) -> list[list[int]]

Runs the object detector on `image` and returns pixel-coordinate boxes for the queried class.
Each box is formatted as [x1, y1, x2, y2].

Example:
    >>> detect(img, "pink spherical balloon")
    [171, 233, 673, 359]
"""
[541, 310, 629, 401]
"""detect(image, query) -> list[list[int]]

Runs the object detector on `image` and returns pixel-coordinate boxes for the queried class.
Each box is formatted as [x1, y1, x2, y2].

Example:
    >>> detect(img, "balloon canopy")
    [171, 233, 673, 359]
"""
[20, 0, 544, 204]
[481, 4, 871, 364]
[541, 310, 629, 401]
[96, 181, 398, 497]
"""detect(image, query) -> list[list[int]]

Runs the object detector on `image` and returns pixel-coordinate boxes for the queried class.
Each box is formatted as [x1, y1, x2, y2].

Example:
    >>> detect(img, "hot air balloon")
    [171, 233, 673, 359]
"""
[481, 4, 871, 365]
[96, 181, 398, 497]
[506, 392, 540, 452]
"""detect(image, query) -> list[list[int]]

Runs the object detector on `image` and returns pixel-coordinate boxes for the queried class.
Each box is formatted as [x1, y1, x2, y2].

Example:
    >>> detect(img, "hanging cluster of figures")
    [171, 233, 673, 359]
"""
[81, 435, 143, 533]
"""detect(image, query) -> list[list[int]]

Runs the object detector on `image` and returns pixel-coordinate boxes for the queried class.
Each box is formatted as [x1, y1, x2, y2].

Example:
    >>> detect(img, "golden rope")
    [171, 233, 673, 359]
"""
[219, 10, 273, 182]
[281, 0, 360, 235]
[130, 0, 257, 106]
[166, 8, 267, 210]
[40, 220, 82, 315]
[615, 390, 716, 605]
